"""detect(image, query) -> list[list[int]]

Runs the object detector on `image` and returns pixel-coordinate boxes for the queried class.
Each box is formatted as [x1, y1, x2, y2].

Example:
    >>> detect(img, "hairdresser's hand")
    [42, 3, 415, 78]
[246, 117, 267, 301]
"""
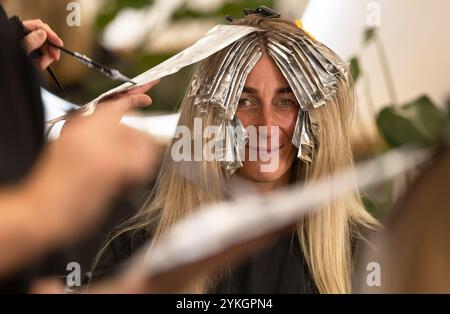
[21, 19, 64, 70]
[95, 80, 161, 119]
[61, 80, 161, 135]
[23, 82, 160, 248]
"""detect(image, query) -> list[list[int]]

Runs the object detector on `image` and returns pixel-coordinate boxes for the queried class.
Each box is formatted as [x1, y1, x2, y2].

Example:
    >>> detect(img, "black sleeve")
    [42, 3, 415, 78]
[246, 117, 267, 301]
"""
[0, 4, 46, 293]
[0, 5, 45, 187]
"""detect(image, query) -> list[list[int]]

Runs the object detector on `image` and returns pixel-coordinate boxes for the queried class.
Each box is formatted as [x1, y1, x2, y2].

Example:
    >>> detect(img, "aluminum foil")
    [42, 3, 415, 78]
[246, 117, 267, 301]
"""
[264, 31, 349, 164]
[212, 117, 248, 174]
[188, 33, 263, 120]
[224, 117, 248, 173]
[46, 24, 262, 126]
[47, 22, 350, 172]
[292, 110, 318, 163]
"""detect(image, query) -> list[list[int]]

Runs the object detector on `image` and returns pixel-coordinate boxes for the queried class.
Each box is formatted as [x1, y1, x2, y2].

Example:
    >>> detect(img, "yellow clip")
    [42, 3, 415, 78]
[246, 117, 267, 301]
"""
[295, 18, 317, 42]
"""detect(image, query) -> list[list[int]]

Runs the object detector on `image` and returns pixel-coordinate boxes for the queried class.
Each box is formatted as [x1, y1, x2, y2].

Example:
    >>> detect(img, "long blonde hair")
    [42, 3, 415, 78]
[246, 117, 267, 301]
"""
[96, 15, 378, 294]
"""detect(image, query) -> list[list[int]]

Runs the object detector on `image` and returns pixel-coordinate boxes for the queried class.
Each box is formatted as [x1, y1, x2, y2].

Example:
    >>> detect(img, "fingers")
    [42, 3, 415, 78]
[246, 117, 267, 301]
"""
[22, 20, 63, 69]
[126, 79, 160, 95]
[95, 94, 153, 123]
[23, 20, 63, 61]
[37, 54, 54, 70]
[22, 30, 57, 70]
[65, 80, 159, 138]
[23, 19, 64, 47]
[44, 42, 60, 61]
[103, 80, 160, 119]
[22, 29, 47, 55]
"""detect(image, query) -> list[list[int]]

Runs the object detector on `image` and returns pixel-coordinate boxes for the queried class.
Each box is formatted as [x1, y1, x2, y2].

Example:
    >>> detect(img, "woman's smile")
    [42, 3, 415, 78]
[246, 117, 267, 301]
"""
[248, 144, 283, 153]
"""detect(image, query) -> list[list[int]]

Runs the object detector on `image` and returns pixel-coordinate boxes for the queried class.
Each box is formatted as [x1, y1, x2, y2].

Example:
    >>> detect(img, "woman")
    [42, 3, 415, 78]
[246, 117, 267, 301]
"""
[93, 11, 378, 294]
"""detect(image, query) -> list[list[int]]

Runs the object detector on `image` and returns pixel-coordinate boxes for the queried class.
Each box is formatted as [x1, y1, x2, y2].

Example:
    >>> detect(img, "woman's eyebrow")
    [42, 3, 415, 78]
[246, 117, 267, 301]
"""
[275, 86, 293, 94]
[242, 86, 293, 94]
[242, 86, 258, 94]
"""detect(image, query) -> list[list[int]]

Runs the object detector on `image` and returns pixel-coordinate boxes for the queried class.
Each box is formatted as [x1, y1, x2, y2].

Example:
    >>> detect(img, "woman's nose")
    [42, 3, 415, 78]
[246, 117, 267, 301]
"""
[257, 104, 274, 128]
[255, 105, 281, 144]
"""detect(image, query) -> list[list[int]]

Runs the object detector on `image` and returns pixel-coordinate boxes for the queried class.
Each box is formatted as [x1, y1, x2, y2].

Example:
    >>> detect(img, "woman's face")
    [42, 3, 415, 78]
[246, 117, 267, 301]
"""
[235, 54, 299, 190]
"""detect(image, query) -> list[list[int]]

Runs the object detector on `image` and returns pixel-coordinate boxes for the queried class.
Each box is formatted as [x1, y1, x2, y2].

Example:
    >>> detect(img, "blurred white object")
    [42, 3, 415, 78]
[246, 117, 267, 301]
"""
[41, 88, 75, 121]
[102, 0, 184, 51]
[137, 145, 431, 278]
[276, 0, 309, 20]
[102, 0, 233, 52]
[122, 113, 180, 144]
[41, 89, 75, 140]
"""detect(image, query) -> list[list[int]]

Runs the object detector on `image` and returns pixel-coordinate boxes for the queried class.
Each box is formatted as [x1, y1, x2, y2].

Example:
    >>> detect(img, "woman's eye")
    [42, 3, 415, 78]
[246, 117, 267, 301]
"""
[275, 98, 297, 109]
[237, 98, 257, 110]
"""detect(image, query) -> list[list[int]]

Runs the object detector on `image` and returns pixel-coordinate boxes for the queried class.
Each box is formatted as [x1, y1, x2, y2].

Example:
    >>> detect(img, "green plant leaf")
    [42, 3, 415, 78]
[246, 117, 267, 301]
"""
[364, 27, 377, 45]
[361, 195, 379, 217]
[349, 57, 361, 83]
[377, 95, 448, 147]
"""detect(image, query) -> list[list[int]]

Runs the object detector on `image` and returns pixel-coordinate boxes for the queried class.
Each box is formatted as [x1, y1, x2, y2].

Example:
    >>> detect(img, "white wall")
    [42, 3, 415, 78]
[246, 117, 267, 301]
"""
[302, 0, 450, 135]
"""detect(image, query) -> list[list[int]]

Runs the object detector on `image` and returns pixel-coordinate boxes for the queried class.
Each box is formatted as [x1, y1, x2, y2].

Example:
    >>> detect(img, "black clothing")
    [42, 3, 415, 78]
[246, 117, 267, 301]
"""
[0, 4, 49, 293]
[213, 232, 318, 293]
[0, 5, 44, 186]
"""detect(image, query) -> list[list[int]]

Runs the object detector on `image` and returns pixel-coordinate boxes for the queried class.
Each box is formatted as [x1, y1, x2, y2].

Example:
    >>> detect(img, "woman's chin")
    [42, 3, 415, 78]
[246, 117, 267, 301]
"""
[237, 161, 289, 184]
